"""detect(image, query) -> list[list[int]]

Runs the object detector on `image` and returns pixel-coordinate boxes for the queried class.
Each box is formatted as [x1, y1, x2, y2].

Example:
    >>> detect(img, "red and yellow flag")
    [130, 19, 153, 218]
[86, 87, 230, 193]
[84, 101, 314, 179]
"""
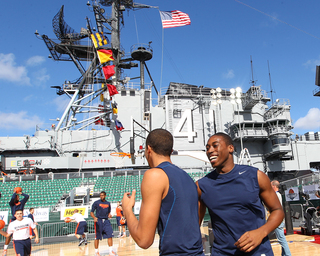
[97, 49, 114, 64]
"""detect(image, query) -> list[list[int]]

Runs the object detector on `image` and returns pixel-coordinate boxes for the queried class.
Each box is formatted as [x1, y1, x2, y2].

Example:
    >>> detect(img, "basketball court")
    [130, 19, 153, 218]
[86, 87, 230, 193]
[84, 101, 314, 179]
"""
[3, 231, 320, 256]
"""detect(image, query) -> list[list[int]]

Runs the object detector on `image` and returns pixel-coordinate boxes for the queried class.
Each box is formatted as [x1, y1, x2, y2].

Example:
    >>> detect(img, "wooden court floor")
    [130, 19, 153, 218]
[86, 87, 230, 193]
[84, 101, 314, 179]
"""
[4, 233, 320, 255]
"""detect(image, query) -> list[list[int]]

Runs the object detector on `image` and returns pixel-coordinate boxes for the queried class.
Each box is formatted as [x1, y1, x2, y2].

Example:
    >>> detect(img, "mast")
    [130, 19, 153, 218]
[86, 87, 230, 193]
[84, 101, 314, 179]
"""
[250, 55, 256, 86]
[267, 60, 274, 105]
[110, 0, 121, 82]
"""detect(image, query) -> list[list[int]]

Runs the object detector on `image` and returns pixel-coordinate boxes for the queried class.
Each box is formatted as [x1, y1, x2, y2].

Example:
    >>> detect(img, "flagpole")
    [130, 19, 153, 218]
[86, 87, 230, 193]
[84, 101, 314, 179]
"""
[160, 22, 164, 90]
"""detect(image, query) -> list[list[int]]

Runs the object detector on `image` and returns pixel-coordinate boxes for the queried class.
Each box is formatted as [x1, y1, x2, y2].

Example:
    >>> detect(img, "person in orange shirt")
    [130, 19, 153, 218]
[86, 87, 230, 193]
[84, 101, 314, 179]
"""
[116, 201, 126, 238]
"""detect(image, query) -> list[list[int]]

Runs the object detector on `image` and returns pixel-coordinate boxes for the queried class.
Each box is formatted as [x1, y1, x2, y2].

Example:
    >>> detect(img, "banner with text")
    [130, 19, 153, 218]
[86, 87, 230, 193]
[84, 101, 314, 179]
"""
[60, 206, 88, 220]
[303, 184, 320, 200]
[0, 211, 9, 225]
[23, 208, 49, 222]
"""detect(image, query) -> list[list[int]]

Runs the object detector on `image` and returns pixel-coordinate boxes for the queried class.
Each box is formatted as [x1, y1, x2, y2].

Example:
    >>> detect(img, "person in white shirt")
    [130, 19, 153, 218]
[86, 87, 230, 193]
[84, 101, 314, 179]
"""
[0, 209, 39, 256]
[70, 209, 88, 246]
[271, 180, 292, 256]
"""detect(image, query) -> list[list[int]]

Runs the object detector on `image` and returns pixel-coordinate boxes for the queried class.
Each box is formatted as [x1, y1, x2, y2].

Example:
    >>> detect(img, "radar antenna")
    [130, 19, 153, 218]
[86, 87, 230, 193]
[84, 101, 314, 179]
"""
[52, 5, 87, 42]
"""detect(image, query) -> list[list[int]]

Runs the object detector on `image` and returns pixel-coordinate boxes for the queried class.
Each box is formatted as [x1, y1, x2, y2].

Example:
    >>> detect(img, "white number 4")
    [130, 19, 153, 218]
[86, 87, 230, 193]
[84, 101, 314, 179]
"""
[173, 109, 196, 142]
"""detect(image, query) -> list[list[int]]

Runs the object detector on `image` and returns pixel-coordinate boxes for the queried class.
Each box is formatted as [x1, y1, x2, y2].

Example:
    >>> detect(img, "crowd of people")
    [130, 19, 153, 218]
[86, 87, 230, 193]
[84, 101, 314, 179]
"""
[0, 129, 295, 256]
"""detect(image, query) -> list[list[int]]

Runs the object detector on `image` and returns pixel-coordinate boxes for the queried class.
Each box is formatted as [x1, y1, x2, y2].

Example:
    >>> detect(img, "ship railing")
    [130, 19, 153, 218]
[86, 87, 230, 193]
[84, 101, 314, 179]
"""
[313, 86, 320, 96]
[281, 172, 320, 189]
[45, 37, 92, 46]
[159, 86, 209, 97]
[2, 169, 146, 184]
[264, 98, 291, 120]
[63, 83, 93, 93]
[130, 43, 153, 54]
[123, 82, 151, 90]
[266, 126, 291, 135]
[229, 124, 268, 140]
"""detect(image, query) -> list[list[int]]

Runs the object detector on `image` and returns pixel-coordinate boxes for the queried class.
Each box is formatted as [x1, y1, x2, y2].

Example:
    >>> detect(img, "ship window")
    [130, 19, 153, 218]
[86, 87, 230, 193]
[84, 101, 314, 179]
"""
[130, 90, 135, 96]
[244, 124, 253, 129]
[173, 109, 181, 118]
[144, 113, 151, 121]
[72, 153, 79, 157]
[271, 137, 289, 146]
[121, 90, 126, 96]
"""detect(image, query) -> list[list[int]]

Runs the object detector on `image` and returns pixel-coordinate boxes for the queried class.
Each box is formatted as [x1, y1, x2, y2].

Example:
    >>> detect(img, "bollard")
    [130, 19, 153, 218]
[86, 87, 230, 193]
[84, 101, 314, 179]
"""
[284, 201, 293, 235]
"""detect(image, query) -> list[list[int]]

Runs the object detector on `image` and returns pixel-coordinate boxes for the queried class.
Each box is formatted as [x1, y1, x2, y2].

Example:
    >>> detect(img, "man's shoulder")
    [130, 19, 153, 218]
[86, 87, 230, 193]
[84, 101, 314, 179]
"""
[144, 167, 168, 178]
[92, 200, 100, 206]
[22, 217, 32, 222]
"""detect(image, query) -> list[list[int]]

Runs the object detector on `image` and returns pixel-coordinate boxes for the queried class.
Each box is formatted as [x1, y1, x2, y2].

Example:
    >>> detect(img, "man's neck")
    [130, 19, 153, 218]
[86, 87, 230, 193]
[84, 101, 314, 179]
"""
[150, 156, 171, 168]
[216, 163, 235, 174]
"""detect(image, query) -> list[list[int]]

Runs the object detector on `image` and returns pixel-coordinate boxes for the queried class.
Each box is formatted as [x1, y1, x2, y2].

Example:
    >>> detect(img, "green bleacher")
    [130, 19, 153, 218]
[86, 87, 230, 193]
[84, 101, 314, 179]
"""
[0, 179, 80, 211]
[93, 175, 142, 202]
[0, 170, 209, 213]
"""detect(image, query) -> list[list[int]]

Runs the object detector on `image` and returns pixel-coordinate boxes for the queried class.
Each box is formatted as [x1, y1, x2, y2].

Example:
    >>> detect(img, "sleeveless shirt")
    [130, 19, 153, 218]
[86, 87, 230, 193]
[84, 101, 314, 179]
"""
[157, 161, 204, 256]
[198, 164, 273, 256]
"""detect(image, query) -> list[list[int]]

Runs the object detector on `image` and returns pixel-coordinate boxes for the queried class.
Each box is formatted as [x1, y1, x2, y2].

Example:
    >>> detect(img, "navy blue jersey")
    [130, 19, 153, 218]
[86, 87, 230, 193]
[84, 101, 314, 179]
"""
[157, 162, 204, 256]
[198, 164, 273, 256]
[9, 193, 29, 220]
[27, 214, 34, 222]
[91, 199, 111, 219]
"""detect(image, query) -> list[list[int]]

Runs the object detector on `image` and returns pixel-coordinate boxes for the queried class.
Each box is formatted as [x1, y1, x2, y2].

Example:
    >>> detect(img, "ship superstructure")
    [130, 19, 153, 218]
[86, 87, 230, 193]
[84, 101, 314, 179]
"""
[0, 0, 320, 179]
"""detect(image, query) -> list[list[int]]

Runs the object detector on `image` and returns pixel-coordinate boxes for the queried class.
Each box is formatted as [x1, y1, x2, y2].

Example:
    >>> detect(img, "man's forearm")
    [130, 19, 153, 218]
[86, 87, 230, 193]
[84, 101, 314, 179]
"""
[33, 227, 39, 239]
[122, 207, 143, 245]
[0, 230, 9, 238]
[261, 207, 284, 237]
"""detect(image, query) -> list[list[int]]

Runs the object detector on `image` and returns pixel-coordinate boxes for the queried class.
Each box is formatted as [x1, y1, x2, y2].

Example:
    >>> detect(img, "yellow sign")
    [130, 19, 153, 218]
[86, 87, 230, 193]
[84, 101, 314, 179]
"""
[63, 207, 86, 218]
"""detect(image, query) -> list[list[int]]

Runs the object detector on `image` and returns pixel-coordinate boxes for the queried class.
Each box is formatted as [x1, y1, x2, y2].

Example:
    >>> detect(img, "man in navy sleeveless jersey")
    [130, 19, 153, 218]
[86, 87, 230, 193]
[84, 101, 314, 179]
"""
[197, 133, 284, 256]
[122, 128, 204, 255]
[90, 191, 115, 256]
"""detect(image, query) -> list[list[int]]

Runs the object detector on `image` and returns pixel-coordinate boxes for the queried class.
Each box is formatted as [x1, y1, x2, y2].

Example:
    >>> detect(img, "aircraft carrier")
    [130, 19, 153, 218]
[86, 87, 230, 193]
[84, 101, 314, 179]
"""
[0, 0, 320, 181]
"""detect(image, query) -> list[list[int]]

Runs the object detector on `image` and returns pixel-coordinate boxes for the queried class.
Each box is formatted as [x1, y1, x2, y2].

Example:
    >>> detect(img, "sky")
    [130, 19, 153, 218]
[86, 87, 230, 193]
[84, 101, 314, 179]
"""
[1, 0, 320, 137]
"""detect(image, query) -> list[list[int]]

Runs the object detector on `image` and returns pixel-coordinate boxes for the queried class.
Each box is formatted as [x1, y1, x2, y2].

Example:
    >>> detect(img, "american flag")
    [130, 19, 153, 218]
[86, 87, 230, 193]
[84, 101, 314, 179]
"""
[160, 10, 191, 29]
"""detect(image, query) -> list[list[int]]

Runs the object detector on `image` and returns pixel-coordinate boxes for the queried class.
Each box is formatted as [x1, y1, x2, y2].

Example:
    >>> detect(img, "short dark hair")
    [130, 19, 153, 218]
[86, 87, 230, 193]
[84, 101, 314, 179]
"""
[100, 191, 106, 195]
[29, 208, 34, 211]
[15, 209, 23, 213]
[214, 132, 234, 146]
[146, 129, 173, 156]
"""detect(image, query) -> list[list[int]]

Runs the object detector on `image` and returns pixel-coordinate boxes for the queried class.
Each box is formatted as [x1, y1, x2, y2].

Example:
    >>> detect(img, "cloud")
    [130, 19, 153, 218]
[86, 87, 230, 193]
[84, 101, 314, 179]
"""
[0, 111, 42, 130]
[26, 56, 45, 67]
[32, 68, 50, 85]
[303, 56, 320, 71]
[222, 69, 234, 79]
[294, 108, 320, 130]
[0, 53, 30, 85]
[53, 96, 70, 112]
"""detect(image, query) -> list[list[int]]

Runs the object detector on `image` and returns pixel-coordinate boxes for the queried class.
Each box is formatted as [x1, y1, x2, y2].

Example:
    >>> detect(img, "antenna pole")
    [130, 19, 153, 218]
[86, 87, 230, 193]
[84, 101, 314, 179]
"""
[267, 60, 274, 105]
[250, 55, 255, 86]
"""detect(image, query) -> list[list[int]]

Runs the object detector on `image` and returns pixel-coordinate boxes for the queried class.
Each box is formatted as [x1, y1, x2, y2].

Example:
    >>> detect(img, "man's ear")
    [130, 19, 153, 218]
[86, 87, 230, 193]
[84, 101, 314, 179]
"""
[228, 144, 234, 154]
[146, 145, 152, 154]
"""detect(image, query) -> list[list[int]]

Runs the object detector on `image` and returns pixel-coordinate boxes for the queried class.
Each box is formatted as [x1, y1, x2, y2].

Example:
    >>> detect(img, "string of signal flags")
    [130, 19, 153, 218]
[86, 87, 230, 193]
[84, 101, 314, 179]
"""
[88, 9, 191, 129]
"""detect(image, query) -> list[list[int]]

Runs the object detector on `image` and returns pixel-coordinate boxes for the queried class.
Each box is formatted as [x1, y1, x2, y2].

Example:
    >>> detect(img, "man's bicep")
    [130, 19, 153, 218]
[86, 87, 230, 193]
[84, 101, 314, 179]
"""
[138, 169, 167, 234]
[258, 170, 282, 211]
